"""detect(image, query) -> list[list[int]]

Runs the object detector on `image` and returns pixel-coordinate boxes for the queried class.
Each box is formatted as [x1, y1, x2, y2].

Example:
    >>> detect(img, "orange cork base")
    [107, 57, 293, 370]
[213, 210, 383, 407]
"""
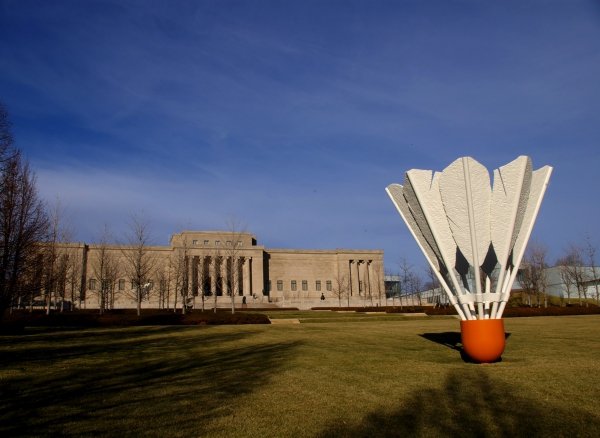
[460, 319, 506, 363]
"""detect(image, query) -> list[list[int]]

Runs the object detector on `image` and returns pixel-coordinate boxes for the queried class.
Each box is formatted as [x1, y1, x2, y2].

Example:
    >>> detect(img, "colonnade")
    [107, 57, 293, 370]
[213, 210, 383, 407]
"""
[348, 259, 376, 298]
[187, 255, 253, 297]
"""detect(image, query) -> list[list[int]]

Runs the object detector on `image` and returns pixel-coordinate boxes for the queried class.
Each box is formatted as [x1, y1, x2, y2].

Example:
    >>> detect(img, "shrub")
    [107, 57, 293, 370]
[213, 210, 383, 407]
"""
[1, 309, 270, 328]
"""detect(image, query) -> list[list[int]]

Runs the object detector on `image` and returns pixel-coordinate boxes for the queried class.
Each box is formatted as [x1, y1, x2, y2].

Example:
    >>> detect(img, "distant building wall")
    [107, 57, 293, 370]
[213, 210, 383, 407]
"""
[44, 231, 384, 310]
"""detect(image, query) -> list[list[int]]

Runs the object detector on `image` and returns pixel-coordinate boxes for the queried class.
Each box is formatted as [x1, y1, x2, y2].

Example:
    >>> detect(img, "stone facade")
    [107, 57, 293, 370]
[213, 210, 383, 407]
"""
[66, 231, 384, 310]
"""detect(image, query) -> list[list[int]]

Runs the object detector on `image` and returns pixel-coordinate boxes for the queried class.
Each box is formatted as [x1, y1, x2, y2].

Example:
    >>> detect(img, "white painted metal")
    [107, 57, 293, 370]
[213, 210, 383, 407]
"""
[405, 170, 473, 319]
[439, 157, 491, 319]
[387, 156, 552, 321]
[494, 165, 553, 318]
[490, 156, 532, 318]
[385, 184, 468, 320]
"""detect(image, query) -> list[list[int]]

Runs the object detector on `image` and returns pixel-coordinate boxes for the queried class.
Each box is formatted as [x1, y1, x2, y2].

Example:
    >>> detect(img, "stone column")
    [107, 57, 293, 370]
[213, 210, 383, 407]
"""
[243, 257, 250, 296]
[191, 256, 198, 297]
[251, 255, 263, 297]
[210, 257, 216, 296]
[366, 260, 373, 301]
[350, 260, 360, 298]
[221, 257, 227, 296]
[233, 257, 240, 297]
[356, 260, 363, 297]
[348, 260, 354, 296]
[198, 256, 205, 298]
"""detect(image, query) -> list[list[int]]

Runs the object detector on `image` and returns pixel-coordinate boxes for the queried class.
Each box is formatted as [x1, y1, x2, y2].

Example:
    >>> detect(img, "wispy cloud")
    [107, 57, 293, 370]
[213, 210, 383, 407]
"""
[2, 0, 600, 268]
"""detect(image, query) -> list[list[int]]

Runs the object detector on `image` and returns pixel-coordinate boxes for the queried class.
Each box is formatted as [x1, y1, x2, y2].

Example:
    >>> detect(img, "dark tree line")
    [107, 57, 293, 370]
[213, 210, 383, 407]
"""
[0, 102, 49, 320]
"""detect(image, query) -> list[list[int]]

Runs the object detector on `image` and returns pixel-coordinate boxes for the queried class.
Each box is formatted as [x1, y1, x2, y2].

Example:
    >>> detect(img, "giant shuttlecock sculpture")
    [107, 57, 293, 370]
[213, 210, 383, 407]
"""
[386, 156, 552, 362]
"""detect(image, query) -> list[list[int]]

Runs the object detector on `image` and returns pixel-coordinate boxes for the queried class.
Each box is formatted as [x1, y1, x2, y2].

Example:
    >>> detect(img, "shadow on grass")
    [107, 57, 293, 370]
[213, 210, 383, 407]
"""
[420, 332, 512, 363]
[0, 327, 300, 437]
[318, 368, 600, 437]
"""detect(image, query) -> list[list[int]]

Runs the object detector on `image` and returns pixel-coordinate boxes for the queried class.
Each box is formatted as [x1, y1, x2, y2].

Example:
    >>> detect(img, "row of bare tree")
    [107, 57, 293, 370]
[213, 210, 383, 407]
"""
[384, 238, 600, 309]
[0, 102, 253, 319]
[45, 219, 250, 316]
[101, 220, 248, 316]
[522, 238, 600, 307]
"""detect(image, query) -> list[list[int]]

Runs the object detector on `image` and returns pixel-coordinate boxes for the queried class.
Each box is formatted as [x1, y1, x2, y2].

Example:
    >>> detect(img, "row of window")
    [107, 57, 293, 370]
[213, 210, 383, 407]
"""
[268, 280, 367, 292]
[191, 239, 243, 247]
[91, 278, 364, 293]
[269, 280, 333, 292]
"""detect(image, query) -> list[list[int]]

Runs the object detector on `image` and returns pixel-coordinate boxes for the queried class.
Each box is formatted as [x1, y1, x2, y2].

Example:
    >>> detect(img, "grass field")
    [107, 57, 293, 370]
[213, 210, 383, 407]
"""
[1, 314, 599, 437]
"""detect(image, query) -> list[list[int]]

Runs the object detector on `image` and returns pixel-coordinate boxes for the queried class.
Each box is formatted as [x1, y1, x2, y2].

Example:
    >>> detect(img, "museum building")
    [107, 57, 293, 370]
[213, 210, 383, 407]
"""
[76, 230, 385, 310]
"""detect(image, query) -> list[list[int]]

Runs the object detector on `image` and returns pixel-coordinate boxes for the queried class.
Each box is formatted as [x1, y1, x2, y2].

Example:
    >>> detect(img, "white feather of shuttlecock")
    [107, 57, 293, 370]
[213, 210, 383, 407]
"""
[386, 156, 552, 320]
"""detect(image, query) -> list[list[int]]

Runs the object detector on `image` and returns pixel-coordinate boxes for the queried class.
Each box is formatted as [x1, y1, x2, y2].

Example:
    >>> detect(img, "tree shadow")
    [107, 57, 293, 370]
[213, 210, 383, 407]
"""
[0, 326, 301, 436]
[318, 368, 600, 437]
[420, 332, 512, 363]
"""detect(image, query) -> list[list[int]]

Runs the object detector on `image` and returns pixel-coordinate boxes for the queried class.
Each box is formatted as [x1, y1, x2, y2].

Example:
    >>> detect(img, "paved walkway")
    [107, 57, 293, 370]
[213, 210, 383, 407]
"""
[269, 318, 301, 324]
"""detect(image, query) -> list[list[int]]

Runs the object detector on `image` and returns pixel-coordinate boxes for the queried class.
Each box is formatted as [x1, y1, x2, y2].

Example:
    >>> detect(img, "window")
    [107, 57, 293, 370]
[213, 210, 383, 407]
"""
[192, 240, 198, 245]
[291, 280, 297, 291]
[237, 240, 243, 247]
[131, 279, 136, 289]
[204, 240, 209, 246]
[326, 280, 332, 291]
[316, 280, 321, 291]
[215, 240, 221, 246]
[119, 279, 125, 291]
[88, 278, 96, 290]
[226, 240, 232, 246]
[268, 280, 271, 292]
[302, 280, 308, 291]
[277, 280, 283, 291]
[359, 281, 363, 292]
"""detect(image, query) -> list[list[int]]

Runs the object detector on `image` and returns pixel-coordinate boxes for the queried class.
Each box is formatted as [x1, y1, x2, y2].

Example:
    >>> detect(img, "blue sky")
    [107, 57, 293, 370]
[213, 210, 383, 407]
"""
[1, 0, 599, 273]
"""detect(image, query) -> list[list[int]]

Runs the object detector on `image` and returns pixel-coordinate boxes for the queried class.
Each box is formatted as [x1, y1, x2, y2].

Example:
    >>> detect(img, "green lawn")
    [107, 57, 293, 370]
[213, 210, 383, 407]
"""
[1, 315, 599, 437]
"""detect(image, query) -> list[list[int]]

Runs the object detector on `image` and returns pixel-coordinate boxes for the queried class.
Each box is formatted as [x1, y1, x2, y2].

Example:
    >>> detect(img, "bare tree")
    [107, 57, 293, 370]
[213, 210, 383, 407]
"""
[220, 220, 247, 314]
[156, 261, 170, 310]
[426, 265, 442, 306]
[121, 214, 156, 316]
[372, 265, 384, 306]
[398, 258, 413, 306]
[39, 200, 73, 314]
[197, 254, 208, 312]
[331, 272, 349, 307]
[558, 264, 574, 305]
[520, 242, 549, 307]
[407, 271, 424, 306]
[169, 254, 179, 312]
[91, 225, 119, 314]
[202, 241, 222, 313]
[173, 237, 190, 314]
[0, 137, 48, 319]
[65, 245, 83, 310]
[557, 245, 588, 306]
[0, 102, 13, 161]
